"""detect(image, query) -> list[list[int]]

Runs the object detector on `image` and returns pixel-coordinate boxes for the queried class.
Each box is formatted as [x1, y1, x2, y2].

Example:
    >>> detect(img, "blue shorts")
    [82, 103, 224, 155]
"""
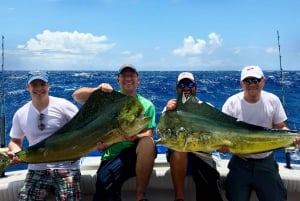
[93, 143, 157, 201]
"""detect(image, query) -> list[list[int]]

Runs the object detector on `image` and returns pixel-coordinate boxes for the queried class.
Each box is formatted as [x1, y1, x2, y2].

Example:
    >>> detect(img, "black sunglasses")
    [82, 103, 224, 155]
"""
[242, 78, 262, 85]
[38, 113, 45, 131]
[177, 82, 196, 89]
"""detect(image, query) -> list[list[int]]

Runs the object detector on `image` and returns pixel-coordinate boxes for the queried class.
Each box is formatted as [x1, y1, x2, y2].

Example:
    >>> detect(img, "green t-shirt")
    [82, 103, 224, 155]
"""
[101, 94, 156, 161]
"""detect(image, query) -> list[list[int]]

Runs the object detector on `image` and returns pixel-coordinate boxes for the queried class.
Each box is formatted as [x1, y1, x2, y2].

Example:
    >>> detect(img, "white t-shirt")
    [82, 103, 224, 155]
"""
[10, 96, 80, 170]
[222, 90, 287, 159]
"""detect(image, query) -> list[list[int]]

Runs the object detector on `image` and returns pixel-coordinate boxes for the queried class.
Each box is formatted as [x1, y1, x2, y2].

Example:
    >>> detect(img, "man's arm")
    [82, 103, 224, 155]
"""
[72, 83, 113, 104]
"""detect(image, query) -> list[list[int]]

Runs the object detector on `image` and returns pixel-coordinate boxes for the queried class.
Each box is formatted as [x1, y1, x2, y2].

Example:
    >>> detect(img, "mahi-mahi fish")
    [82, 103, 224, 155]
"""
[0, 89, 151, 174]
[156, 94, 299, 154]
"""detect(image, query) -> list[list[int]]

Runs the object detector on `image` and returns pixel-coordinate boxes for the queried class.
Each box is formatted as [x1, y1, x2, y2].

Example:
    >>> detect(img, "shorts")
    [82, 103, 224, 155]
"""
[18, 169, 81, 201]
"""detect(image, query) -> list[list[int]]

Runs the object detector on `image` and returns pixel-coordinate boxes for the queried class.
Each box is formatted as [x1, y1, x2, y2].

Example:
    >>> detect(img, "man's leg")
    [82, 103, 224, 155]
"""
[168, 150, 188, 200]
[135, 137, 156, 201]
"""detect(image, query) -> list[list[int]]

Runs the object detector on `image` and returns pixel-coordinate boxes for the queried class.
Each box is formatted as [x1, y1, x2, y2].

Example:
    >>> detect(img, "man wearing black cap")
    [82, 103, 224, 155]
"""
[163, 72, 223, 201]
[73, 64, 156, 201]
[8, 70, 81, 200]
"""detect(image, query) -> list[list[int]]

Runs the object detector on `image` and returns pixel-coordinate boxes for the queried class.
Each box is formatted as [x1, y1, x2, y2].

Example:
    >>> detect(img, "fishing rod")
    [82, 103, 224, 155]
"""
[277, 30, 286, 109]
[277, 31, 295, 169]
[1, 35, 5, 177]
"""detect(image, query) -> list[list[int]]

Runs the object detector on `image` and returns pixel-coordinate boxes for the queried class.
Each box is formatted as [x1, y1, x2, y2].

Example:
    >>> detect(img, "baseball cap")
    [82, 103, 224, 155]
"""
[177, 72, 196, 83]
[27, 70, 48, 84]
[118, 64, 138, 75]
[240, 65, 264, 81]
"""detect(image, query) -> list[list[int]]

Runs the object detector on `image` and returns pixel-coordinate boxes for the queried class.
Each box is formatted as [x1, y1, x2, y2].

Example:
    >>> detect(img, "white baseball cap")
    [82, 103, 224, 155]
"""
[240, 65, 264, 81]
[177, 72, 195, 83]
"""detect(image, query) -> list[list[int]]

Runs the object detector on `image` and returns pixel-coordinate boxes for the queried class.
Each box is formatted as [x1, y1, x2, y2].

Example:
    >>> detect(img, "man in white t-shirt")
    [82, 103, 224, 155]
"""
[221, 65, 287, 201]
[8, 70, 81, 201]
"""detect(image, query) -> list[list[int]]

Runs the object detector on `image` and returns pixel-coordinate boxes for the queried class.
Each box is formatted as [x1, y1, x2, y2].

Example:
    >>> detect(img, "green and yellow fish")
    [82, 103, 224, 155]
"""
[0, 90, 151, 174]
[156, 94, 299, 154]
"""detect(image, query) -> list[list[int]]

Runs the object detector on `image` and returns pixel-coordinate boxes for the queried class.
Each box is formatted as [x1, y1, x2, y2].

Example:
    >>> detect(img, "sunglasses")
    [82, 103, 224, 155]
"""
[242, 78, 262, 85]
[38, 113, 45, 131]
[177, 82, 196, 89]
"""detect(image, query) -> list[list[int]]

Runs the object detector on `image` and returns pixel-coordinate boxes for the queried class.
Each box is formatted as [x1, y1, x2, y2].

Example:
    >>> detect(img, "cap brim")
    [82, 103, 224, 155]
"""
[28, 76, 48, 84]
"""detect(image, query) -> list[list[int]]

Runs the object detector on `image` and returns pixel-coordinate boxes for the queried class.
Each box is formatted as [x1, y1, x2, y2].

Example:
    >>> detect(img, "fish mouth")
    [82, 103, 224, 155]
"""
[182, 92, 191, 103]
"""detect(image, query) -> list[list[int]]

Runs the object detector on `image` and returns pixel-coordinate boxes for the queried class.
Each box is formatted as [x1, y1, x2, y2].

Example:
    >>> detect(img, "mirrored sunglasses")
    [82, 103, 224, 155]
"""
[177, 82, 196, 89]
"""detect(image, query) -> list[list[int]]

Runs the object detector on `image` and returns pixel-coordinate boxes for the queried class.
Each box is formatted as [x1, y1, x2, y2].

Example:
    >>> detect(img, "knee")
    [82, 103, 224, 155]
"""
[136, 137, 155, 156]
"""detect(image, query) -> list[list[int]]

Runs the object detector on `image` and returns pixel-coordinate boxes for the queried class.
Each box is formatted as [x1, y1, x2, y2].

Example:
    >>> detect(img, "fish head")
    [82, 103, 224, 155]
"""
[156, 104, 217, 152]
[156, 110, 190, 151]
[118, 96, 151, 135]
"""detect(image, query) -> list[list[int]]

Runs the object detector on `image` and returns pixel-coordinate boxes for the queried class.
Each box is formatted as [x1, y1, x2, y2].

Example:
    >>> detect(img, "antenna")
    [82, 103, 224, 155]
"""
[278, 31, 294, 169]
[1, 35, 5, 177]
[277, 30, 286, 109]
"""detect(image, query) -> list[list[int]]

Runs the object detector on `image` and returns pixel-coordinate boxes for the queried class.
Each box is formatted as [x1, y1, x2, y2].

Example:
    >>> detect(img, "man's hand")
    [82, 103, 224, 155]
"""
[217, 146, 230, 154]
[96, 142, 108, 151]
[7, 151, 22, 165]
[97, 83, 113, 93]
[165, 99, 177, 111]
[294, 137, 300, 146]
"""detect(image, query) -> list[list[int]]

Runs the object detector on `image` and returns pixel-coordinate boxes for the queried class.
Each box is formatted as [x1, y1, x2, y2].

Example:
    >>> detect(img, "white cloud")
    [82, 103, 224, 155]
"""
[121, 51, 143, 62]
[14, 30, 116, 70]
[266, 47, 277, 54]
[18, 30, 115, 54]
[172, 32, 222, 57]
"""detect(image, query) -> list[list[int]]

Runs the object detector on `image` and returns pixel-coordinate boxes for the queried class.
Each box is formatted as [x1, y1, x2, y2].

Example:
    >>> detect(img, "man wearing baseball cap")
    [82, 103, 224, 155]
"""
[73, 64, 156, 201]
[222, 65, 288, 201]
[8, 70, 81, 200]
[163, 72, 223, 201]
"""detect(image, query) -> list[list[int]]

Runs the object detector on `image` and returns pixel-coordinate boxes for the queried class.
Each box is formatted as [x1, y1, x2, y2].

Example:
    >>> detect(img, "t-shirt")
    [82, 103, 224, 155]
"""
[9, 96, 80, 170]
[222, 90, 287, 159]
[101, 94, 156, 161]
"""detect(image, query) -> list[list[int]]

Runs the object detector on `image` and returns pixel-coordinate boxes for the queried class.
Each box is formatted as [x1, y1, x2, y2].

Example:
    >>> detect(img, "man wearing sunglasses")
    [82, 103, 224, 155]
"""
[7, 70, 81, 201]
[164, 72, 223, 201]
[221, 65, 288, 201]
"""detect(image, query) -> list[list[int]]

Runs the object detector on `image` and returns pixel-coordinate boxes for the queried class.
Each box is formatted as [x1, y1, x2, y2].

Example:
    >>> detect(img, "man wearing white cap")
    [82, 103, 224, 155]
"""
[222, 65, 288, 201]
[164, 72, 223, 201]
[73, 64, 156, 201]
[8, 70, 81, 200]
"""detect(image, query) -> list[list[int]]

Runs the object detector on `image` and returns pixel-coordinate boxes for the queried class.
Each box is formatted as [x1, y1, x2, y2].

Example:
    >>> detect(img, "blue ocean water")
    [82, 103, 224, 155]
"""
[1, 70, 300, 172]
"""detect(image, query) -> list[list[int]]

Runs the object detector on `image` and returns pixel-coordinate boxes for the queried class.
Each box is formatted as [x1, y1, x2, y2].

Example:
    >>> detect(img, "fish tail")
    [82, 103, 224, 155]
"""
[0, 153, 10, 175]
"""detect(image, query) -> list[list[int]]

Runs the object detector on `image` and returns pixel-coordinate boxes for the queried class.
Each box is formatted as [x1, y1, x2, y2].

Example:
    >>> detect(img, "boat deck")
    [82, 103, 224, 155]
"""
[1, 154, 300, 201]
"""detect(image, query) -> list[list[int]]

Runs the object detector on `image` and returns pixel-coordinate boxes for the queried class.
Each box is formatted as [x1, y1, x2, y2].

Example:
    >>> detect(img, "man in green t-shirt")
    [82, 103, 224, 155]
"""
[72, 64, 156, 201]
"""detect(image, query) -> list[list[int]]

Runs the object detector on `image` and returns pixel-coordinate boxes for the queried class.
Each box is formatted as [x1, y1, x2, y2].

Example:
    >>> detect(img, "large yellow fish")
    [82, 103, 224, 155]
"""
[156, 94, 299, 154]
[0, 90, 151, 174]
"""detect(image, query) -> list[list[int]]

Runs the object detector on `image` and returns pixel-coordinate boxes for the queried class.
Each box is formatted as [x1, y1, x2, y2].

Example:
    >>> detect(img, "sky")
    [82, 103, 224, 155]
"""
[1, 0, 300, 71]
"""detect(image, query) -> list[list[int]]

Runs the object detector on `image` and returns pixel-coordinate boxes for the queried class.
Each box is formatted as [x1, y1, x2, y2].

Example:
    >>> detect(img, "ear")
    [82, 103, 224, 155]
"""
[239, 80, 244, 88]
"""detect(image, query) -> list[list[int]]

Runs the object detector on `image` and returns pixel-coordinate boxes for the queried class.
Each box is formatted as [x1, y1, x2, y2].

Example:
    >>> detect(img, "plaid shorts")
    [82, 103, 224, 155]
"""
[18, 169, 81, 201]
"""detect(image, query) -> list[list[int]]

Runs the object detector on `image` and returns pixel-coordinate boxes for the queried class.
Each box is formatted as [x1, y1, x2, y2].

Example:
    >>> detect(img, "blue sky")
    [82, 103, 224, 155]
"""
[1, 0, 299, 71]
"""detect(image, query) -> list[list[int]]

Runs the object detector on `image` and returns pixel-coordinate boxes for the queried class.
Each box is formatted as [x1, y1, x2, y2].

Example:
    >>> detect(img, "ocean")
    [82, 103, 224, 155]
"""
[1, 70, 300, 172]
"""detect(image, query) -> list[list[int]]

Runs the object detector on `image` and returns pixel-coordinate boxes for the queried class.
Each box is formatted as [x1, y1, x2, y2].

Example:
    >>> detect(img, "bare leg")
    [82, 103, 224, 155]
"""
[170, 151, 188, 200]
[135, 137, 155, 201]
